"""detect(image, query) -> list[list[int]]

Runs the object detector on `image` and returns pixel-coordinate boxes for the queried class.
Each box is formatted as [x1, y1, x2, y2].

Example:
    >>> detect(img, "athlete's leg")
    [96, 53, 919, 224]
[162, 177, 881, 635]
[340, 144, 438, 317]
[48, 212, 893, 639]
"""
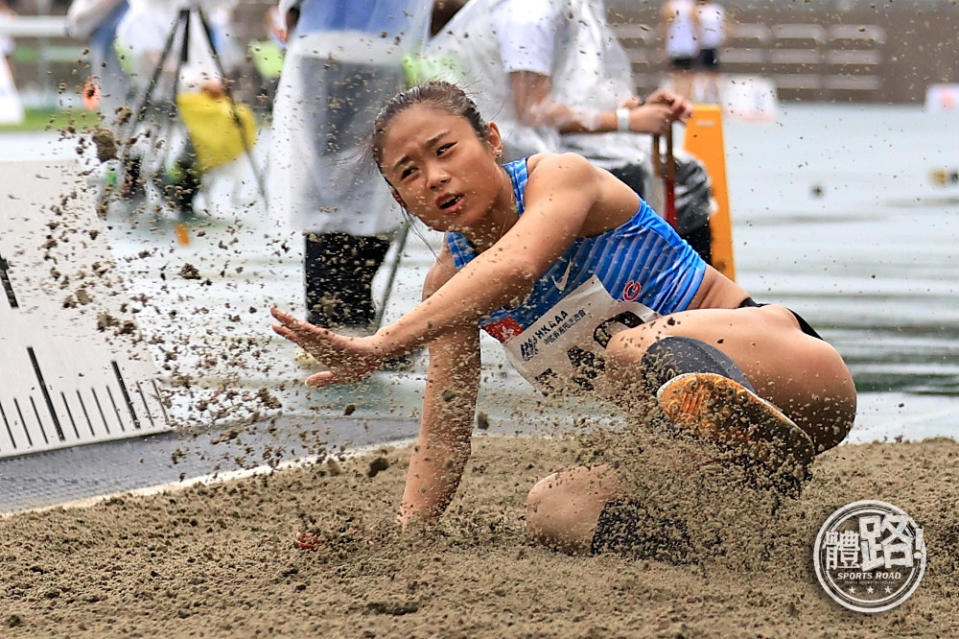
[604, 305, 857, 452]
[525, 465, 621, 553]
[525, 465, 695, 562]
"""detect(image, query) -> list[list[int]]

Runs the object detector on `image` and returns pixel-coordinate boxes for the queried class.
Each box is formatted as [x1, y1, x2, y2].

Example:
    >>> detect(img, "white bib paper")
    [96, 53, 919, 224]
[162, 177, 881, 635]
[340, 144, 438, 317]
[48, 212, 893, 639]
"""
[500, 275, 659, 394]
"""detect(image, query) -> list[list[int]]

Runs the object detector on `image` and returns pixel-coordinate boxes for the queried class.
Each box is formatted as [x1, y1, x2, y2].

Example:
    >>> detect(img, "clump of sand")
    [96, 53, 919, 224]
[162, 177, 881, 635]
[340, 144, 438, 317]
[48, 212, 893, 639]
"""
[1, 434, 956, 637]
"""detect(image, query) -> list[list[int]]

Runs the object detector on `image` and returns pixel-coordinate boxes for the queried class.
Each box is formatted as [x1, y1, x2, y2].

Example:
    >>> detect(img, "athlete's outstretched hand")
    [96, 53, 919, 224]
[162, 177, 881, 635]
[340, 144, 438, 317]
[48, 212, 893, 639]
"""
[271, 307, 388, 387]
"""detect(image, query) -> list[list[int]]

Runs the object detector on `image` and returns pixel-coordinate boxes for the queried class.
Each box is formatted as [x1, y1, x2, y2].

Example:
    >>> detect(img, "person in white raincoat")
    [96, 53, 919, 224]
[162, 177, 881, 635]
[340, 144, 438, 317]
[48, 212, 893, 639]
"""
[425, 0, 716, 263]
[269, 0, 432, 332]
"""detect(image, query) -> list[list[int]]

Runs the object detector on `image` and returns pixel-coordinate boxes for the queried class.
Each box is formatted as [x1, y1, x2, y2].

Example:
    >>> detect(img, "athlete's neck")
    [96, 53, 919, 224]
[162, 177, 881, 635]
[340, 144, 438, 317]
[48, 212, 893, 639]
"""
[463, 165, 518, 253]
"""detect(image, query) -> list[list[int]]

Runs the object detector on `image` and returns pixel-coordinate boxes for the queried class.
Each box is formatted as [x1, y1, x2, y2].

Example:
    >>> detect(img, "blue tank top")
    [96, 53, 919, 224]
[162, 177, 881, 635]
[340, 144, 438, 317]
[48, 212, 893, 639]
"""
[445, 158, 706, 394]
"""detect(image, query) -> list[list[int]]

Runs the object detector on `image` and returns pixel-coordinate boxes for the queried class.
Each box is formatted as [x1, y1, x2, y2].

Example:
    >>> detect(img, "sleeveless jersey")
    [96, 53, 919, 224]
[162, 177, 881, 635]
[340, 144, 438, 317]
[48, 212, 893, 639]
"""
[445, 158, 706, 394]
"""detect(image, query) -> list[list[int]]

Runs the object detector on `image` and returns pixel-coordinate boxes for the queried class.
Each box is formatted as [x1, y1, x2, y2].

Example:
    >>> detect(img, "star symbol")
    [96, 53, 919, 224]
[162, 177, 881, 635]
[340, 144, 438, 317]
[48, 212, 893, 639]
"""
[848, 587, 857, 594]
[866, 587, 874, 594]
[885, 586, 893, 594]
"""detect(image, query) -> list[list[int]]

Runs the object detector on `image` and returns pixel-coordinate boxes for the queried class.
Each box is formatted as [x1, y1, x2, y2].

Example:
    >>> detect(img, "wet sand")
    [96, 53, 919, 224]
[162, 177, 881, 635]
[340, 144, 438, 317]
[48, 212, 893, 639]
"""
[1, 433, 956, 638]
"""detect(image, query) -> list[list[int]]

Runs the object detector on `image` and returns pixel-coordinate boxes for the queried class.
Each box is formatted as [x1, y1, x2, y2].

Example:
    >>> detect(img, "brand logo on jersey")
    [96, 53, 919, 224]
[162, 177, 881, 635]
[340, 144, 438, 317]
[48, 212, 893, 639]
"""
[552, 260, 574, 292]
[623, 280, 642, 301]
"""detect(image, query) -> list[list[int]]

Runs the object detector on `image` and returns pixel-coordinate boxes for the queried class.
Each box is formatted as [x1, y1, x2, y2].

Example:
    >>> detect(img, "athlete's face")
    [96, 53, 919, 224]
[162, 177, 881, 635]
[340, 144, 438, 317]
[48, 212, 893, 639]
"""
[380, 104, 505, 233]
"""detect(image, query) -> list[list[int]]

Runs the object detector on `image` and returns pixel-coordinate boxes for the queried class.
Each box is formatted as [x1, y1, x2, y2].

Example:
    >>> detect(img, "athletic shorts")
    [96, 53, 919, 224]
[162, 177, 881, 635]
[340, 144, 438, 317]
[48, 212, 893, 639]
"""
[669, 56, 696, 71]
[738, 297, 823, 341]
[698, 48, 720, 70]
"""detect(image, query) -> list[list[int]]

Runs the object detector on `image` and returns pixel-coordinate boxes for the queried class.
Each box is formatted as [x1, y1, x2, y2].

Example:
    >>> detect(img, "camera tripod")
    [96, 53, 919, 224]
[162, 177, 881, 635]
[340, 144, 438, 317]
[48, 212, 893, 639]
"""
[117, 5, 268, 212]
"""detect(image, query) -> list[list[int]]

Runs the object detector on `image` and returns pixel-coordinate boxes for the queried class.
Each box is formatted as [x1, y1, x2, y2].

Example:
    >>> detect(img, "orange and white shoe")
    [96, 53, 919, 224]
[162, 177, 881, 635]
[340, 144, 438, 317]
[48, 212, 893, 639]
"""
[656, 372, 816, 476]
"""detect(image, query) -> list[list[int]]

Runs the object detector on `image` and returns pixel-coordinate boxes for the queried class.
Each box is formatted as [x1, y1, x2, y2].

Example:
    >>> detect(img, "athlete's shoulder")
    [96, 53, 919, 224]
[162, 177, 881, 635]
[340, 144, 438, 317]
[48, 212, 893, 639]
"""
[526, 152, 596, 181]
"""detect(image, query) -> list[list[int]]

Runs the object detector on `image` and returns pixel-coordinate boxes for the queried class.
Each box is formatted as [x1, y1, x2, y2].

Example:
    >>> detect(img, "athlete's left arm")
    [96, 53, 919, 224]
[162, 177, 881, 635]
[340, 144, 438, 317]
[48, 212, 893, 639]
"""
[377, 153, 600, 344]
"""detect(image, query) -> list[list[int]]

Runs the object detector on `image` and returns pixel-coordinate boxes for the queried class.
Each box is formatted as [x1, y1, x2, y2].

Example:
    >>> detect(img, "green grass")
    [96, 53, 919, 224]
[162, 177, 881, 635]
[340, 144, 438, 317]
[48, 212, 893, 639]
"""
[0, 107, 102, 133]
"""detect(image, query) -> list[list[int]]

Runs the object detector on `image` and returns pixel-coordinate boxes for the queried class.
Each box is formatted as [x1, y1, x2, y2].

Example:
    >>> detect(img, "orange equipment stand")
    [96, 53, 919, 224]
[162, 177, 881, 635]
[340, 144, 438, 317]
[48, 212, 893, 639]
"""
[682, 105, 736, 281]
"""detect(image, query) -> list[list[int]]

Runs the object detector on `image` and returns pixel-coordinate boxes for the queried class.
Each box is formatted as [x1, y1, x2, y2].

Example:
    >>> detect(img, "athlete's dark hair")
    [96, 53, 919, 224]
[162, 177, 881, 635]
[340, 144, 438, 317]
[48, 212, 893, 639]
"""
[370, 81, 490, 170]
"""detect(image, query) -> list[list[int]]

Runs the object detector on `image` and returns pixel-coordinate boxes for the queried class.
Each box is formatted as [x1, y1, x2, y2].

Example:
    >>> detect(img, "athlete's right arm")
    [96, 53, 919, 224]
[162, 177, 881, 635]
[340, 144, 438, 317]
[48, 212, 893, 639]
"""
[400, 250, 482, 527]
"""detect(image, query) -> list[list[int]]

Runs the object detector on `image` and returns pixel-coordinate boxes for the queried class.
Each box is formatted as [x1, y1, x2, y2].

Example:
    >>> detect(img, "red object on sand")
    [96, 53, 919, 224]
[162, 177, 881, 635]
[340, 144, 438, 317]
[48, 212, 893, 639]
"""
[295, 531, 321, 551]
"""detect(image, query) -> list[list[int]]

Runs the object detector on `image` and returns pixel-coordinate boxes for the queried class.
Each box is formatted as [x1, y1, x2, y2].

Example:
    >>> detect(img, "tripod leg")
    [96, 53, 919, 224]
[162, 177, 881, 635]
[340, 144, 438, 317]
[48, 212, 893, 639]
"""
[157, 11, 200, 218]
[372, 222, 412, 332]
[194, 7, 270, 207]
[110, 10, 187, 209]
[123, 10, 188, 155]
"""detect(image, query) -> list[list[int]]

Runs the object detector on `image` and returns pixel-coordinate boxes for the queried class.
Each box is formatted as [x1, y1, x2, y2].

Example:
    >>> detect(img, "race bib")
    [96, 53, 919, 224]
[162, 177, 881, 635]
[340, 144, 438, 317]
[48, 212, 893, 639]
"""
[499, 276, 659, 395]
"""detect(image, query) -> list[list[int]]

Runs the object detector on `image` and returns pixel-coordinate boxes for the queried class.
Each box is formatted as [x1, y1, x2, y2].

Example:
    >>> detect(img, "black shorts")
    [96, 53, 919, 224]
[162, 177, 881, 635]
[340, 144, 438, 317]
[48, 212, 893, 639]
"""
[698, 48, 720, 70]
[669, 56, 696, 71]
[738, 297, 823, 340]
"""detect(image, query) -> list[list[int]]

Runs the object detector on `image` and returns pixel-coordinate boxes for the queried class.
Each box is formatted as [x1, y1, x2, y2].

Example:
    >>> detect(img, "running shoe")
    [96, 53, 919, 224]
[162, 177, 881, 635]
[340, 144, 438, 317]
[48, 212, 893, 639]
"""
[656, 372, 816, 474]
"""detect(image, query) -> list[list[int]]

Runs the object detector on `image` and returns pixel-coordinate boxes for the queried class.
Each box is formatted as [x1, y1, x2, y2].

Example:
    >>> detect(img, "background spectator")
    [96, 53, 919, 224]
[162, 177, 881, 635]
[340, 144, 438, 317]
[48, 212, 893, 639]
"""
[425, 0, 714, 262]
[695, 0, 726, 103]
[660, 0, 699, 100]
[268, 0, 433, 337]
[66, 0, 130, 124]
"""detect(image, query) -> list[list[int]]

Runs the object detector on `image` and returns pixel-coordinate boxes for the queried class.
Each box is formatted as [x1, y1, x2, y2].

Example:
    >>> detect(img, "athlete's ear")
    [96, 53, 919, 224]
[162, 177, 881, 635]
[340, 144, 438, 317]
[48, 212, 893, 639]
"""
[486, 122, 504, 160]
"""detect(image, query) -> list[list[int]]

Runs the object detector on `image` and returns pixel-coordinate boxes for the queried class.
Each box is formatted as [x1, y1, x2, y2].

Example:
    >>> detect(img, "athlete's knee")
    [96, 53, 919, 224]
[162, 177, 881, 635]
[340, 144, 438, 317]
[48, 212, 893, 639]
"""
[782, 344, 858, 453]
[525, 473, 571, 547]
[525, 470, 614, 553]
[806, 385, 857, 453]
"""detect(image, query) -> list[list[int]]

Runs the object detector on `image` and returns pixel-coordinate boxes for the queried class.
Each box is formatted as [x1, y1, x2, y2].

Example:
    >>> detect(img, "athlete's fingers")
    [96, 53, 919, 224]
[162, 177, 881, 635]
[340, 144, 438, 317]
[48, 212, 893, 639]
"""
[272, 323, 302, 344]
[271, 307, 328, 339]
[270, 306, 300, 326]
[272, 322, 323, 349]
[273, 322, 340, 366]
[285, 316, 320, 337]
[272, 310, 341, 350]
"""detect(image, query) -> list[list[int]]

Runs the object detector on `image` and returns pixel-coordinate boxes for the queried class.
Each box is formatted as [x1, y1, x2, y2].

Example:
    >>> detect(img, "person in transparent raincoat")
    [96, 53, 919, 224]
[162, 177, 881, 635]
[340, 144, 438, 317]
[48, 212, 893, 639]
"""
[269, 0, 433, 334]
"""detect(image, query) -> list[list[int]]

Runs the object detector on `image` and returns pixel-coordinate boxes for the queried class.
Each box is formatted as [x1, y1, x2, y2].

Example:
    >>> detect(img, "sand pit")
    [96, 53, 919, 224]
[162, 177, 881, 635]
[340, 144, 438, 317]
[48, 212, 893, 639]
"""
[1, 433, 956, 638]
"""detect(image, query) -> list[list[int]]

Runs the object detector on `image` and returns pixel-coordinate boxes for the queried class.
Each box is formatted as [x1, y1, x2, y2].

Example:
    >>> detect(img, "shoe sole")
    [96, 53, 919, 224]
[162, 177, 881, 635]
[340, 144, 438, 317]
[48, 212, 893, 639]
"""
[656, 372, 816, 473]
